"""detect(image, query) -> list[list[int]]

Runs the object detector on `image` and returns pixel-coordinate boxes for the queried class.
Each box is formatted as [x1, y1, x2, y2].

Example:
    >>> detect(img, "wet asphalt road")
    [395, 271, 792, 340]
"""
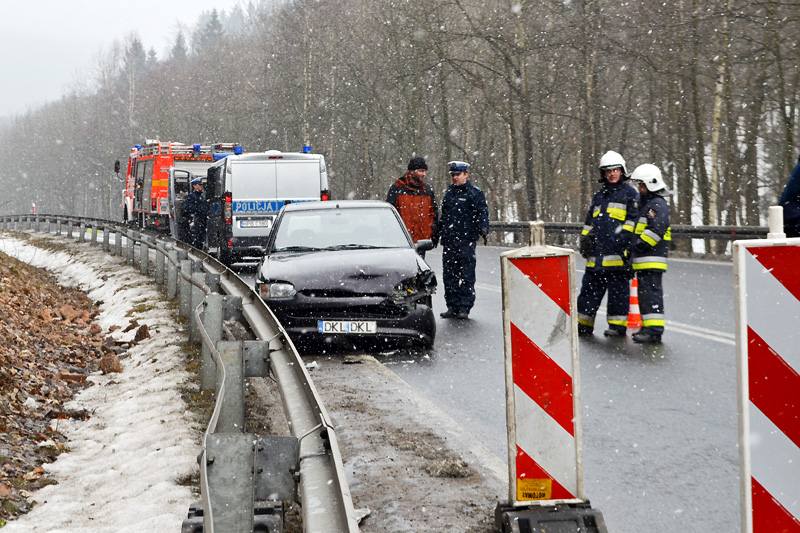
[380, 246, 740, 533]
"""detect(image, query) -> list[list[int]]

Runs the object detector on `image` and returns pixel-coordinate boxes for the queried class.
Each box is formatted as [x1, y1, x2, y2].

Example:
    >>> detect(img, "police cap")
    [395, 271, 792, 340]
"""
[448, 160, 470, 174]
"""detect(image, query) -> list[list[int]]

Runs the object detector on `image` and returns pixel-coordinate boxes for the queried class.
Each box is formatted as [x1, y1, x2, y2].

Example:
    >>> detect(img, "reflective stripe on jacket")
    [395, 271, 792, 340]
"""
[632, 194, 670, 271]
[583, 181, 639, 271]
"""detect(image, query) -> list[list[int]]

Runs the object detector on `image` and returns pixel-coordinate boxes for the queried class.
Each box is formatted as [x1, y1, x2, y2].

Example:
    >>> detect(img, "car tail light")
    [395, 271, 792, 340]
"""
[224, 192, 232, 224]
[321, 190, 330, 201]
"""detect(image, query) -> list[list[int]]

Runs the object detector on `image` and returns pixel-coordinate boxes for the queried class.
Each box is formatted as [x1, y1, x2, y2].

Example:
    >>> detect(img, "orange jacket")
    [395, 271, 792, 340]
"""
[386, 172, 439, 243]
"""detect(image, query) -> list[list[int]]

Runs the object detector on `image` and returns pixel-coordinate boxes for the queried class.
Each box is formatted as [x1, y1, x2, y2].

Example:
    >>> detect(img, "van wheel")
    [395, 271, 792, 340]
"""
[219, 248, 233, 267]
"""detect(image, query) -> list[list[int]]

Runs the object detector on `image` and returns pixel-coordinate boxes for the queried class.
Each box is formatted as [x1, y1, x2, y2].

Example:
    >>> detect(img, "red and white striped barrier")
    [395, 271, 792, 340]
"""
[501, 240, 584, 505]
[734, 218, 800, 532]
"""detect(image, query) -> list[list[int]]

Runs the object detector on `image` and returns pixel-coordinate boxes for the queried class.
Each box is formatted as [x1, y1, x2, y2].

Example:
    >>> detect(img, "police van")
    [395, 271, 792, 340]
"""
[204, 149, 330, 264]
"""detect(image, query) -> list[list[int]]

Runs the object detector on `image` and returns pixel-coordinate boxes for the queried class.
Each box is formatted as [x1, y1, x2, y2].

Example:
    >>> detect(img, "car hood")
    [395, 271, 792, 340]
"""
[259, 248, 432, 294]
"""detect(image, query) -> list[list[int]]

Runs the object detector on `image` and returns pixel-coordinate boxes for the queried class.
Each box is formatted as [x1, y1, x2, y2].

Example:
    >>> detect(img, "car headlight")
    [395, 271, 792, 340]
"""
[391, 270, 436, 305]
[258, 282, 296, 299]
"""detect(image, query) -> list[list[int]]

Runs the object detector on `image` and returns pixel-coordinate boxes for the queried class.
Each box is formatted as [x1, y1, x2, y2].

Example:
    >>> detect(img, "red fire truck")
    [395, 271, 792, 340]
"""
[122, 140, 241, 232]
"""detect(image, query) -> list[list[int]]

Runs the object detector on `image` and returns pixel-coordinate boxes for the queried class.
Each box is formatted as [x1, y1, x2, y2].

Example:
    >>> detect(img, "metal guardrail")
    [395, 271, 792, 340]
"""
[0, 214, 359, 533]
[489, 221, 769, 241]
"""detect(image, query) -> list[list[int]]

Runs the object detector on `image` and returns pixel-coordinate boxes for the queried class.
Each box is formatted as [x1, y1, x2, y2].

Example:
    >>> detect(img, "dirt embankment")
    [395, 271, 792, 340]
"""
[0, 251, 101, 520]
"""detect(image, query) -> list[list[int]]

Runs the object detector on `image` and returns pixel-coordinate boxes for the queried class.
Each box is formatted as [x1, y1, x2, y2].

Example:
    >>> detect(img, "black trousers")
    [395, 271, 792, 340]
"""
[442, 241, 477, 312]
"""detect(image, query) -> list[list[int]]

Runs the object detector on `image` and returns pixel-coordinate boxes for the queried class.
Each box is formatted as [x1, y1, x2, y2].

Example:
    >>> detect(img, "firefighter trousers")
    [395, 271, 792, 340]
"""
[636, 270, 665, 335]
[577, 269, 630, 332]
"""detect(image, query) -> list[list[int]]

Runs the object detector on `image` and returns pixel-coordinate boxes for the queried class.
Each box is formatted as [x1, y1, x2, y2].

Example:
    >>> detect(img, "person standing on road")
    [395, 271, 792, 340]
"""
[438, 161, 489, 320]
[183, 176, 209, 249]
[629, 164, 672, 343]
[577, 151, 640, 337]
[779, 154, 800, 238]
[386, 156, 438, 257]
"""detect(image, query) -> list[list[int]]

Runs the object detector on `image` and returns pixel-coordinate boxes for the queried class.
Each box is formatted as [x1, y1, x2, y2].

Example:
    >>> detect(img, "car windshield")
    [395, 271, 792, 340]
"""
[271, 207, 411, 252]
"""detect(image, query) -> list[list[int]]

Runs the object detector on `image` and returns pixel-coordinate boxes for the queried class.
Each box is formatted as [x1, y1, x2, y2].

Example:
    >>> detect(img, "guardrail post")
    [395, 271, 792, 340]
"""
[139, 237, 150, 275]
[179, 259, 192, 318]
[55, 219, 62, 236]
[90, 224, 99, 246]
[126, 233, 136, 265]
[166, 250, 182, 300]
[202, 434, 256, 532]
[201, 294, 224, 392]
[190, 270, 206, 343]
[102, 227, 110, 252]
[34, 216, 40, 233]
[114, 228, 122, 256]
[206, 273, 221, 293]
[243, 341, 270, 379]
[78, 222, 86, 243]
[155, 244, 166, 285]
[67, 220, 75, 239]
[216, 341, 245, 433]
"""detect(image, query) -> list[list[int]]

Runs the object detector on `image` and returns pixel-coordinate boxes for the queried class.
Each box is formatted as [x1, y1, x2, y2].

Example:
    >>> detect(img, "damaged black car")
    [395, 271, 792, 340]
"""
[255, 200, 437, 351]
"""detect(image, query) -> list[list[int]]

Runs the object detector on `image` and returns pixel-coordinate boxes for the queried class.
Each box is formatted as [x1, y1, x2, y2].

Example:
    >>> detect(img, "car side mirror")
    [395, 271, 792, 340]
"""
[415, 239, 434, 253]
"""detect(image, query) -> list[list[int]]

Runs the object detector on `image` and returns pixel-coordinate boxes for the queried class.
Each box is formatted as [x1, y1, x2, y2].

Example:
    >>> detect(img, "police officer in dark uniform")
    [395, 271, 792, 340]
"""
[629, 164, 672, 343]
[183, 176, 209, 249]
[438, 161, 489, 319]
[577, 151, 640, 337]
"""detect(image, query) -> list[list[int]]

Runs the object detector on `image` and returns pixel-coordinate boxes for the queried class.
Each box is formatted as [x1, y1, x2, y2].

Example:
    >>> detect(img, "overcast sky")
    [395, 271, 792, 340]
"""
[0, 0, 237, 118]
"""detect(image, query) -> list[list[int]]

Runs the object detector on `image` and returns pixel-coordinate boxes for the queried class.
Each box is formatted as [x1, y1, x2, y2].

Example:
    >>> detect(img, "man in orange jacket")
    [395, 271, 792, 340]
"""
[386, 157, 438, 256]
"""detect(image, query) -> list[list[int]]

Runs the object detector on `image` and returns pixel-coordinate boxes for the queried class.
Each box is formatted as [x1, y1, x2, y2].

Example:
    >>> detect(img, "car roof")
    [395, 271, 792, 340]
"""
[282, 200, 390, 212]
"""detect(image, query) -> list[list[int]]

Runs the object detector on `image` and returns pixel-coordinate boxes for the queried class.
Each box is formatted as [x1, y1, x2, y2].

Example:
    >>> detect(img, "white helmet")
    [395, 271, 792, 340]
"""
[631, 164, 669, 193]
[598, 151, 628, 181]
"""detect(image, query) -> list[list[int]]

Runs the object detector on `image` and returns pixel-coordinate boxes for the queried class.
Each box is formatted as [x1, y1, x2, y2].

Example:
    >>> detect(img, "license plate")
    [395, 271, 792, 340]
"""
[317, 320, 377, 334]
[239, 217, 273, 228]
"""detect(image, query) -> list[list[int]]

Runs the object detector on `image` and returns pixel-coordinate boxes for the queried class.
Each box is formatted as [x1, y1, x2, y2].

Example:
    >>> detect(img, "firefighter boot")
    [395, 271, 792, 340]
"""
[632, 331, 662, 344]
[603, 327, 626, 337]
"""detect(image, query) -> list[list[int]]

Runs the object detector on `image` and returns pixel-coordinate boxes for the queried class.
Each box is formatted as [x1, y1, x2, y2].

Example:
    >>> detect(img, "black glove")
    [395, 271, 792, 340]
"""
[622, 249, 634, 278]
[622, 248, 633, 267]
[431, 234, 439, 248]
[634, 240, 651, 255]
[480, 229, 488, 246]
[579, 234, 596, 258]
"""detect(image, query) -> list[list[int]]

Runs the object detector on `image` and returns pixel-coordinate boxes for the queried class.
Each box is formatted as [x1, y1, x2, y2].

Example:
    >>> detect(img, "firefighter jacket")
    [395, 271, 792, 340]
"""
[386, 172, 438, 243]
[439, 180, 490, 245]
[581, 181, 639, 270]
[632, 192, 671, 271]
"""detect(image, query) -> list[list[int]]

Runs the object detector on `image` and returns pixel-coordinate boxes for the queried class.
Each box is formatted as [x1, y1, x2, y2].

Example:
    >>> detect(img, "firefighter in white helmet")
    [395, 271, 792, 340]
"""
[577, 151, 640, 337]
[629, 164, 671, 343]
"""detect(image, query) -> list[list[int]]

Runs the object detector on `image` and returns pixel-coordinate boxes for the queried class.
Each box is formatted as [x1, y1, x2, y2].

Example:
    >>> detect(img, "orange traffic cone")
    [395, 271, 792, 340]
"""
[627, 278, 642, 331]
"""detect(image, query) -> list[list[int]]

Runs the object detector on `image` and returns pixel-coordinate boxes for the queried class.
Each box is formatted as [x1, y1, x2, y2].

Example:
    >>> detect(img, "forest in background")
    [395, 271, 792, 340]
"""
[0, 0, 798, 244]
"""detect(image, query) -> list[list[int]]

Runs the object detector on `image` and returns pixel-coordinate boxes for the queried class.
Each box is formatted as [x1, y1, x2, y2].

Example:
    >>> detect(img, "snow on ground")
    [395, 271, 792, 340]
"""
[0, 234, 200, 532]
